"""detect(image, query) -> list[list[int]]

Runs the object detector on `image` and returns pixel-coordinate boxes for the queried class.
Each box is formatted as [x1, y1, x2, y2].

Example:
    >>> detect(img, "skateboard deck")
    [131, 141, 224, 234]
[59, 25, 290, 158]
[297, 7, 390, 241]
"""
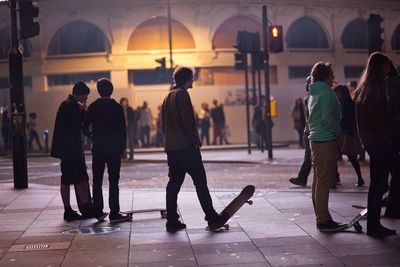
[75, 180, 92, 215]
[121, 209, 167, 219]
[330, 208, 367, 233]
[207, 185, 255, 231]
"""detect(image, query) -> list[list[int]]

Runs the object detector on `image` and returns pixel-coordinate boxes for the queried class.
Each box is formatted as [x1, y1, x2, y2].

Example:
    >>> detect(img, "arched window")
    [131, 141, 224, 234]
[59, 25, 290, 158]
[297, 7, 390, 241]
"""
[341, 19, 368, 49]
[128, 17, 195, 51]
[212, 16, 262, 49]
[0, 27, 32, 59]
[392, 24, 400, 50]
[48, 21, 110, 55]
[286, 16, 329, 49]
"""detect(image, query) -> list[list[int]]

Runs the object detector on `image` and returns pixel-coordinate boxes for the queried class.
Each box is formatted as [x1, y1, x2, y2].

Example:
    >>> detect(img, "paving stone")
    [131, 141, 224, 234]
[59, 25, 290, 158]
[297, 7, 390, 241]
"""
[129, 247, 195, 264]
[129, 261, 198, 267]
[69, 232, 130, 251]
[131, 231, 189, 245]
[196, 251, 267, 266]
[62, 248, 129, 267]
[338, 253, 400, 266]
[0, 250, 66, 267]
[265, 253, 345, 266]
[188, 231, 251, 245]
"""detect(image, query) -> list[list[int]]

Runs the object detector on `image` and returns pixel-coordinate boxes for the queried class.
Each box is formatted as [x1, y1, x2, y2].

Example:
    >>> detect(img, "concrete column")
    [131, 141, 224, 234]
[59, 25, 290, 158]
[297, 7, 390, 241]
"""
[31, 75, 47, 92]
[111, 70, 129, 90]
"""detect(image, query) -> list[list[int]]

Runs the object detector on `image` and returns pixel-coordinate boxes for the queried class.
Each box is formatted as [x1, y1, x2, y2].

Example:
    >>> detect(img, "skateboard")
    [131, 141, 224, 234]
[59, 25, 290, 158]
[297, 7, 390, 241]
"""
[75, 180, 92, 215]
[121, 209, 167, 220]
[341, 208, 368, 233]
[206, 185, 255, 231]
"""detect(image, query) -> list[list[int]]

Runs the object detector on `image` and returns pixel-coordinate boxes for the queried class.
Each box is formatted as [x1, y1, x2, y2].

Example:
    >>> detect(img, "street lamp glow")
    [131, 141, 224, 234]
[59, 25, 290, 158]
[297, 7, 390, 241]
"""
[272, 27, 278, 38]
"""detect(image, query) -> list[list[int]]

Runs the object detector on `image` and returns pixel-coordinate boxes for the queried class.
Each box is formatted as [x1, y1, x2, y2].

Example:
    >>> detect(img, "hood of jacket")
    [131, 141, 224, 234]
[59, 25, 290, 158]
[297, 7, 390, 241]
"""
[309, 81, 331, 96]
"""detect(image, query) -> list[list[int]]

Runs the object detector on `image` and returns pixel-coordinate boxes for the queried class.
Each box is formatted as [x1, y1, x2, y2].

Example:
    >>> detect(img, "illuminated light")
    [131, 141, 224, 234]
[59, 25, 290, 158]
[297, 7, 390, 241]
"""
[149, 50, 159, 54]
[272, 27, 278, 38]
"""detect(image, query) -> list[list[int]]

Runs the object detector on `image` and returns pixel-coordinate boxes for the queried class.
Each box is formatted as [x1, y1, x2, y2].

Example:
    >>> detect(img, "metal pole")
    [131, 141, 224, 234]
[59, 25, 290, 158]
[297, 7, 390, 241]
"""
[262, 5, 273, 159]
[244, 54, 251, 155]
[256, 52, 264, 153]
[167, 0, 173, 86]
[9, 0, 28, 188]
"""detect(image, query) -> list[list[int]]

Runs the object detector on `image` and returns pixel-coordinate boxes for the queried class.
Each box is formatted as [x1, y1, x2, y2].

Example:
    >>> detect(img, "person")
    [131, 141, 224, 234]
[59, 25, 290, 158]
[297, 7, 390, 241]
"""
[27, 112, 42, 151]
[161, 66, 223, 232]
[83, 78, 129, 223]
[347, 80, 366, 161]
[385, 62, 400, 219]
[137, 101, 153, 147]
[289, 76, 312, 187]
[252, 96, 273, 150]
[155, 105, 164, 147]
[355, 52, 398, 236]
[290, 98, 306, 148]
[1, 111, 11, 150]
[211, 100, 228, 145]
[198, 103, 211, 146]
[308, 62, 345, 231]
[50, 81, 94, 221]
[120, 97, 135, 160]
[333, 85, 365, 187]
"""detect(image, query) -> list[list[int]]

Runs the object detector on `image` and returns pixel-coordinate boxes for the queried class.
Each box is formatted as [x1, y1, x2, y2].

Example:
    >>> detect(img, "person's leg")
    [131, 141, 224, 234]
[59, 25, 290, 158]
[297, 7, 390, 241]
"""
[290, 133, 311, 186]
[166, 150, 186, 223]
[311, 141, 337, 223]
[28, 130, 33, 150]
[33, 130, 42, 149]
[206, 128, 210, 146]
[145, 126, 151, 147]
[212, 124, 217, 145]
[92, 154, 106, 215]
[347, 154, 364, 186]
[384, 145, 400, 218]
[185, 147, 218, 222]
[60, 184, 70, 208]
[106, 155, 121, 216]
[365, 144, 395, 235]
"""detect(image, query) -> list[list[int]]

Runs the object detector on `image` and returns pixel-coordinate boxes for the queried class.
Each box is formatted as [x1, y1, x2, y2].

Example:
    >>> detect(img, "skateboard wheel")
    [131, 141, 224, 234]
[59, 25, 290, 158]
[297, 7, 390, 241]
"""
[354, 222, 362, 233]
[160, 211, 167, 219]
[246, 200, 253, 205]
[224, 224, 230, 230]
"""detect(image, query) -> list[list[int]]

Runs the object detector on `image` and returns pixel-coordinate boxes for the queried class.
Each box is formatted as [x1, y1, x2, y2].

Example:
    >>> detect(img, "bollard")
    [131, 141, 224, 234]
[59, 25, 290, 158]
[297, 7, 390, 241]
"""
[44, 130, 49, 153]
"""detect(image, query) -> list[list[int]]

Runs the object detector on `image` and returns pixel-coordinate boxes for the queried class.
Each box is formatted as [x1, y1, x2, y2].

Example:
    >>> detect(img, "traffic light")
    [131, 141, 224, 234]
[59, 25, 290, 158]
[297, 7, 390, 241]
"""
[268, 25, 283, 53]
[367, 14, 384, 54]
[19, 1, 40, 39]
[234, 52, 245, 70]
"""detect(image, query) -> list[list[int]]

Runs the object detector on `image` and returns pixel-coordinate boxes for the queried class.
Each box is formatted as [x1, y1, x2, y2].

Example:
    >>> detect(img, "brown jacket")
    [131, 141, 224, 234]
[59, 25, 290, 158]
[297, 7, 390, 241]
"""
[161, 87, 200, 151]
[355, 88, 391, 147]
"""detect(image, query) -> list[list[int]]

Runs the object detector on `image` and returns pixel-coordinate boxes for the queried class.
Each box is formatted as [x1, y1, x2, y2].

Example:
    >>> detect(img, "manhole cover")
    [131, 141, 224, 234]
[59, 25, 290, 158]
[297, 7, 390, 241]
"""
[62, 226, 121, 235]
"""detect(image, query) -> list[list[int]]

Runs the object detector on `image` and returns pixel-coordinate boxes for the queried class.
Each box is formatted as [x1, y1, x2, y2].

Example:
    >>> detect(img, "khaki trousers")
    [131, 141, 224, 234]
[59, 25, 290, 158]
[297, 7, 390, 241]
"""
[311, 140, 338, 223]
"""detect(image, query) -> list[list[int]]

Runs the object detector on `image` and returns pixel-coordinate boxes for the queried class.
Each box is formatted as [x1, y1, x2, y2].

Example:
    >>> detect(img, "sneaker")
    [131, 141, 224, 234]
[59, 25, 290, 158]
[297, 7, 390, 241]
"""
[208, 213, 229, 230]
[95, 212, 109, 222]
[367, 224, 397, 237]
[109, 213, 130, 223]
[64, 209, 82, 222]
[166, 220, 187, 232]
[289, 177, 307, 187]
[317, 219, 347, 232]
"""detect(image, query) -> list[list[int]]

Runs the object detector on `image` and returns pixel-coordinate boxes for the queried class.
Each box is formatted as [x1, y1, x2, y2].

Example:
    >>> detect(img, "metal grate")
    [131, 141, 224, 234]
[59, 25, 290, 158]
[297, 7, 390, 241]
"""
[62, 226, 121, 235]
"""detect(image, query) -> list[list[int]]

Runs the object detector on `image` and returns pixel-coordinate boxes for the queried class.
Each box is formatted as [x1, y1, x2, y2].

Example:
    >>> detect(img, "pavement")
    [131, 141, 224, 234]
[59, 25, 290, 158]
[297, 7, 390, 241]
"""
[1, 147, 400, 266]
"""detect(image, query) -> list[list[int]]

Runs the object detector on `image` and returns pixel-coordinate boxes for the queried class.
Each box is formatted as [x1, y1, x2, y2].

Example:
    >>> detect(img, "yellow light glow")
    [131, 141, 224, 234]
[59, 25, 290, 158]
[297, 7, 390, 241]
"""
[149, 50, 159, 54]
[272, 27, 278, 38]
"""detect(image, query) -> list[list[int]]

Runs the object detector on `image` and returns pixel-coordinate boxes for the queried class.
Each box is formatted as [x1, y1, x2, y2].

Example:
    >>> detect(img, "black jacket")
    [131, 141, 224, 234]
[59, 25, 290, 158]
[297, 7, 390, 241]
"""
[51, 95, 85, 159]
[83, 98, 126, 156]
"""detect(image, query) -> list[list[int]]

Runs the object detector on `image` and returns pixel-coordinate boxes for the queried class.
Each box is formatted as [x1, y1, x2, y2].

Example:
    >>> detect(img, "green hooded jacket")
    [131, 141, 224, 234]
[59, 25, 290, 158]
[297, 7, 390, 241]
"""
[308, 81, 341, 142]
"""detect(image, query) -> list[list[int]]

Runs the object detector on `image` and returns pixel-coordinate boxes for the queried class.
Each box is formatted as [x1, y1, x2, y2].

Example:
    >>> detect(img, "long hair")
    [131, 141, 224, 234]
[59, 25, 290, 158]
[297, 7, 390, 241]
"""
[357, 52, 392, 102]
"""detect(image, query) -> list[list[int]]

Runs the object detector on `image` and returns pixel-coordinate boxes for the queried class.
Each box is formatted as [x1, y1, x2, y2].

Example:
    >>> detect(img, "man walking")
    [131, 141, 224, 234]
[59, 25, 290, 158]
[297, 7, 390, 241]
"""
[289, 76, 312, 187]
[211, 100, 228, 145]
[308, 62, 345, 231]
[161, 66, 223, 232]
[51, 81, 94, 221]
[83, 78, 129, 223]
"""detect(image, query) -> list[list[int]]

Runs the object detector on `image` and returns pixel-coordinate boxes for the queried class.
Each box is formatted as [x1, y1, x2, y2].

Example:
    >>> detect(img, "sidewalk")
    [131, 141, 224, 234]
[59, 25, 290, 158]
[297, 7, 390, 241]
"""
[0, 184, 399, 266]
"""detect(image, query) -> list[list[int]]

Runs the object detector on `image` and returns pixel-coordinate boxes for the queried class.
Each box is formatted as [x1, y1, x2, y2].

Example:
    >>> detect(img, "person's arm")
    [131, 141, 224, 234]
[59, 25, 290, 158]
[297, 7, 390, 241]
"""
[176, 91, 200, 146]
[82, 105, 93, 138]
[320, 92, 341, 137]
[118, 105, 127, 155]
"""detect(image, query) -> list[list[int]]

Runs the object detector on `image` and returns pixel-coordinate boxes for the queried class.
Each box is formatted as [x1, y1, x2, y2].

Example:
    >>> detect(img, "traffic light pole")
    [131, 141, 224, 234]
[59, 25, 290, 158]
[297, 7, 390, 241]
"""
[244, 54, 251, 155]
[262, 5, 273, 159]
[167, 0, 174, 86]
[9, 0, 28, 189]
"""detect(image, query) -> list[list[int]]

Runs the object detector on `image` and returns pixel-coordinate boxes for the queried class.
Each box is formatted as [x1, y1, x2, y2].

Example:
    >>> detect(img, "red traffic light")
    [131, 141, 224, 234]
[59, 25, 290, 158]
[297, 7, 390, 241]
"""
[19, 1, 40, 39]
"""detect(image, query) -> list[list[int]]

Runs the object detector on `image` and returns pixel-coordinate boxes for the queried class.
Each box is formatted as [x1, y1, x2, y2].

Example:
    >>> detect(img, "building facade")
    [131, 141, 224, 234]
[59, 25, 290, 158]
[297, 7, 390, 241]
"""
[0, 0, 399, 144]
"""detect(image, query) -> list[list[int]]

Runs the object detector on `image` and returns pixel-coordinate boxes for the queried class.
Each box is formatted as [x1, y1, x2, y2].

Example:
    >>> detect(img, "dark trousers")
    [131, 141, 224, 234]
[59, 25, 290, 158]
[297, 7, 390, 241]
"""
[365, 143, 399, 226]
[201, 127, 210, 146]
[166, 146, 217, 222]
[297, 132, 312, 181]
[297, 129, 304, 147]
[29, 130, 42, 150]
[92, 153, 121, 216]
[386, 143, 400, 217]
